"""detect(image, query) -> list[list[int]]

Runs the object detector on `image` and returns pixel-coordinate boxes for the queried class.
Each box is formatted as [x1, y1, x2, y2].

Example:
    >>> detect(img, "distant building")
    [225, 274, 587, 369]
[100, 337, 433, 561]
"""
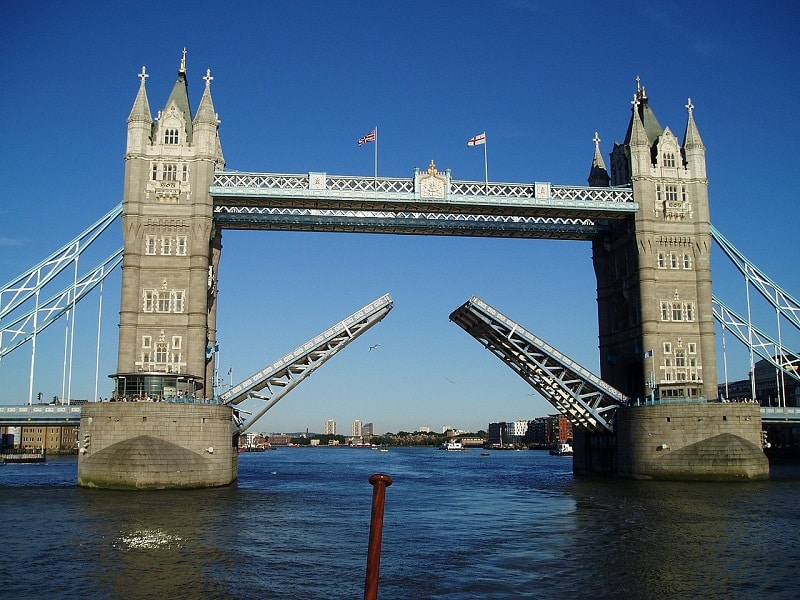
[352, 420, 362, 437]
[719, 355, 799, 407]
[325, 420, 336, 435]
[523, 415, 573, 447]
[418, 426, 431, 433]
[19, 425, 78, 454]
[363, 422, 373, 437]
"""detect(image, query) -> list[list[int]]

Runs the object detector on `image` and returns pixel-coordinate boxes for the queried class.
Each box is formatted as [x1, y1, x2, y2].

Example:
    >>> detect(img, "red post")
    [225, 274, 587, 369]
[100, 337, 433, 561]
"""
[364, 473, 393, 600]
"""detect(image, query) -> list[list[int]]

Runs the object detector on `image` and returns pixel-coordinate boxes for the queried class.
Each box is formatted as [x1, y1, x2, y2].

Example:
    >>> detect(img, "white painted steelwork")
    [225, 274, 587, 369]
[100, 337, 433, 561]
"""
[450, 296, 628, 434]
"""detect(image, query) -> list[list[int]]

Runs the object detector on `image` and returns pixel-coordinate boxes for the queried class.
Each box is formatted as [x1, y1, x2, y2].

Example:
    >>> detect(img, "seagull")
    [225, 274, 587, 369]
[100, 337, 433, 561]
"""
[369, 344, 381, 351]
[445, 377, 455, 384]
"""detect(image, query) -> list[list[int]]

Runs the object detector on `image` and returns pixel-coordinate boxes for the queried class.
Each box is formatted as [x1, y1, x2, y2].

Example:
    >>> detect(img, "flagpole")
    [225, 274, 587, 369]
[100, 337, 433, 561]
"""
[374, 126, 378, 190]
[483, 132, 488, 194]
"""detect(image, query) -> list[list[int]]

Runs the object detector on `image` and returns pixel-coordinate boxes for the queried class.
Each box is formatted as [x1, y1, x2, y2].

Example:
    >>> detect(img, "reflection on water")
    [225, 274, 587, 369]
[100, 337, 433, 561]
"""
[1, 452, 799, 599]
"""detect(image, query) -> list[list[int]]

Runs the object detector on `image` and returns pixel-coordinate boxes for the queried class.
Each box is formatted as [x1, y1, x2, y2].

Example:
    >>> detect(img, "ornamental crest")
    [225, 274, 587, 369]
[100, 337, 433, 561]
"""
[416, 160, 448, 199]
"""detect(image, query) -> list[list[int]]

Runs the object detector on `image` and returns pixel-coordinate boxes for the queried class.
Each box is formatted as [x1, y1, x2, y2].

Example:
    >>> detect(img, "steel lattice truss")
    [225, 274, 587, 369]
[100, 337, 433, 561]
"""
[0, 205, 123, 361]
[0, 204, 121, 321]
[712, 225, 800, 331]
[219, 294, 393, 434]
[712, 295, 800, 385]
[211, 171, 637, 240]
[450, 296, 628, 434]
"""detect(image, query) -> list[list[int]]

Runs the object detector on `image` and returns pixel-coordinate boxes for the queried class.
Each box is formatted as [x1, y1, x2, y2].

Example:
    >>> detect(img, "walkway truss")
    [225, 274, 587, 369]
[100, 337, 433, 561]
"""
[711, 225, 800, 385]
[450, 296, 629, 434]
[219, 294, 393, 434]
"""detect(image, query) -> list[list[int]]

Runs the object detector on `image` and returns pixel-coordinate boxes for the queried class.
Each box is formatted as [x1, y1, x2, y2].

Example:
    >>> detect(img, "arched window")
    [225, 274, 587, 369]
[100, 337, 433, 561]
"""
[164, 128, 179, 144]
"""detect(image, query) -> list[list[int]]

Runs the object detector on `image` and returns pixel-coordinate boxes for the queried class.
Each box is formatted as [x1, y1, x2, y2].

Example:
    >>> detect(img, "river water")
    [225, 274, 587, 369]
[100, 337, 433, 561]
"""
[1, 448, 798, 599]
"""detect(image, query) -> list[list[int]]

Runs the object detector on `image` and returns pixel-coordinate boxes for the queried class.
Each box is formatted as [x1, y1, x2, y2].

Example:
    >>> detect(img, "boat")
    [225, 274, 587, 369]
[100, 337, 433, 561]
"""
[480, 452, 490, 456]
[379, 448, 389, 453]
[549, 442, 573, 456]
[444, 440, 463, 451]
[1, 451, 46, 464]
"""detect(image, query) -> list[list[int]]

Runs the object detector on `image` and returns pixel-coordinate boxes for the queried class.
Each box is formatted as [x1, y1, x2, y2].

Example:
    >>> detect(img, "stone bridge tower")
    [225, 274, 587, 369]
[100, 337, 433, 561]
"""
[114, 53, 225, 400]
[592, 83, 717, 404]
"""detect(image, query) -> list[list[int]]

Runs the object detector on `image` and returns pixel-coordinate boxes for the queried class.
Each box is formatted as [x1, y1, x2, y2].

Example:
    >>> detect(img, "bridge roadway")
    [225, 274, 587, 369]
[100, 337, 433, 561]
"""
[1, 403, 797, 427]
[210, 170, 638, 239]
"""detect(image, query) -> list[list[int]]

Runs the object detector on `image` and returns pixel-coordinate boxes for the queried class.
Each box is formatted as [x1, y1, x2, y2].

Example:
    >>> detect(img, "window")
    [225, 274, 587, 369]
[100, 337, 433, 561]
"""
[142, 335, 152, 349]
[176, 236, 187, 256]
[657, 253, 666, 269]
[681, 187, 688, 202]
[182, 164, 188, 181]
[151, 164, 158, 181]
[143, 290, 156, 312]
[656, 185, 662, 202]
[161, 237, 172, 256]
[686, 303, 695, 321]
[171, 336, 182, 350]
[663, 342, 672, 354]
[665, 185, 678, 202]
[155, 344, 168, 363]
[663, 152, 676, 167]
[164, 129, 179, 144]
[688, 342, 697, 354]
[683, 254, 692, 269]
[145, 235, 157, 255]
[675, 351, 686, 368]
[163, 163, 177, 181]
[670, 253, 678, 269]
[672, 303, 683, 321]
[661, 302, 670, 321]
[157, 292, 170, 313]
[171, 290, 185, 313]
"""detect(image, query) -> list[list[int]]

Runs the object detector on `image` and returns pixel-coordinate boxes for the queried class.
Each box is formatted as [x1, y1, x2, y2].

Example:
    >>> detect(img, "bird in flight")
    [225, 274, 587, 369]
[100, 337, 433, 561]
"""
[369, 344, 381, 351]
[445, 377, 455, 384]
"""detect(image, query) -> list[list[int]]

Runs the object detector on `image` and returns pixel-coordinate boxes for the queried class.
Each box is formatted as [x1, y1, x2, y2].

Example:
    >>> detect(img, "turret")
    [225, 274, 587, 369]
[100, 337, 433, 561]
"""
[193, 69, 225, 164]
[126, 66, 153, 154]
[587, 132, 610, 187]
[682, 98, 706, 180]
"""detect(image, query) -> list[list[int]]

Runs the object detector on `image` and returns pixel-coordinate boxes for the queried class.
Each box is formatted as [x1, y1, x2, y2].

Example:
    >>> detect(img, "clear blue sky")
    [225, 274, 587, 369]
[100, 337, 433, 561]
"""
[1, 1, 798, 434]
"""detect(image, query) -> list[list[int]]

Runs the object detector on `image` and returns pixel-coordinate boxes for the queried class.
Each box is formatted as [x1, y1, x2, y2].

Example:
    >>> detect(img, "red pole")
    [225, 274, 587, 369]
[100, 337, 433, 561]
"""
[364, 473, 393, 600]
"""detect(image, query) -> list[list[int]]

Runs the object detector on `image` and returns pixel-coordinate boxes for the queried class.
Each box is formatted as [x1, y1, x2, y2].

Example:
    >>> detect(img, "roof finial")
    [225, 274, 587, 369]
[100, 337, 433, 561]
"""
[138, 66, 149, 84]
[631, 93, 640, 110]
[593, 131, 601, 149]
[180, 48, 187, 73]
[636, 75, 641, 91]
[686, 97, 694, 116]
[203, 68, 214, 87]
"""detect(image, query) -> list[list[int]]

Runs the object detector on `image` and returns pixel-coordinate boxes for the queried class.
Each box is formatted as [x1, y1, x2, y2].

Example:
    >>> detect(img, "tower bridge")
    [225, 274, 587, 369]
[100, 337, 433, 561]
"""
[6, 53, 796, 486]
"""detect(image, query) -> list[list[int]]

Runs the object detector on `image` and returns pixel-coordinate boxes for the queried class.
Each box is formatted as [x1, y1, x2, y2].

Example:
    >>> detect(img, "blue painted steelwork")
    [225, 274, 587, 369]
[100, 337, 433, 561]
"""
[0, 404, 82, 426]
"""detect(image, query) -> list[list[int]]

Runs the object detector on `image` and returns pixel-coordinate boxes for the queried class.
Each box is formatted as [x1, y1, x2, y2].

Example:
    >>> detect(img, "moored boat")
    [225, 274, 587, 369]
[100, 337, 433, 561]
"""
[549, 442, 573, 456]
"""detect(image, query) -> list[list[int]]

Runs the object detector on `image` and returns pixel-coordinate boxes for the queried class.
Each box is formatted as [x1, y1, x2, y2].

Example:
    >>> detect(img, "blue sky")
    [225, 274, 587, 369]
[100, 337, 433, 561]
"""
[1, 1, 798, 434]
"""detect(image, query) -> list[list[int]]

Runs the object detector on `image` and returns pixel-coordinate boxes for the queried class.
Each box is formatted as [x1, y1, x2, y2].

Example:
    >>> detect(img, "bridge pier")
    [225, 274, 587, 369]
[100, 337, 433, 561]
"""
[574, 403, 768, 480]
[77, 403, 238, 489]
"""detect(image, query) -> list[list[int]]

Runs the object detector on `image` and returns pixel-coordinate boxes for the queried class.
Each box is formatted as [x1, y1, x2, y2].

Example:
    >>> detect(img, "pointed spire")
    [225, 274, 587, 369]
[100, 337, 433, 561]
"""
[588, 132, 610, 187]
[162, 50, 194, 143]
[194, 68, 219, 126]
[629, 94, 650, 148]
[127, 66, 153, 124]
[624, 77, 663, 146]
[683, 97, 704, 150]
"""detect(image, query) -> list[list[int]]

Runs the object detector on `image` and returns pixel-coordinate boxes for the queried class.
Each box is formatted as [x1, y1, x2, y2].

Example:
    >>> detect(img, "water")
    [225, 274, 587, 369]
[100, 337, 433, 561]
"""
[2, 449, 799, 599]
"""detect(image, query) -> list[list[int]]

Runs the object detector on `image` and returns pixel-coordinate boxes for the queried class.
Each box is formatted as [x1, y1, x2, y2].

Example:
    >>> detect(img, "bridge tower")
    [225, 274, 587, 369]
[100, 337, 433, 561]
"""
[592, 83, 716, 404]
[78, 54, 235, 489]
[114, 52, 225, 400]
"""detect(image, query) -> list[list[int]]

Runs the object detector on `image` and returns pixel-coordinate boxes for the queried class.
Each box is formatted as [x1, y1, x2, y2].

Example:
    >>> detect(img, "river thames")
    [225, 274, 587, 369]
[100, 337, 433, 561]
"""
[1, 447, 799, 599]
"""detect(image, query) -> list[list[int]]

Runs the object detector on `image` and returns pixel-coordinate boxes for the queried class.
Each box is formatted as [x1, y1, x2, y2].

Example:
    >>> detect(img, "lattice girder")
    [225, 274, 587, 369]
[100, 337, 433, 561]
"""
[713, 295, 800, 385]
[219, 294, 393, 433]
[450, 296, 628, 434]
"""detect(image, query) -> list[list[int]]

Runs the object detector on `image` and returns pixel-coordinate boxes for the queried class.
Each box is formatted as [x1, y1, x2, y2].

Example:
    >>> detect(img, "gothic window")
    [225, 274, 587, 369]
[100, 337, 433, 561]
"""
[143, 290, 156, 312]
[163, 163, 177, 181]
[157, 292, 170, 313]
[672, 302, 683, 321]
[670, 253, 678, 269]
[171, 336, 182, 350]
[686, 303, 695, 321]
[182, 164, 188, 181]
[164, 129, 179, 145]
[661, 302, 670, 321]
[176, 236, 187, 256]
[155, 343, 168, 363]
[663, 153, 676, 167]
[656, 185, 662, 202]
[688, 342, 697, 354]
[142, 351, 152, 366]
[145, 235, 157, 255]
[681, 187, 688, 202]
[663, 342, 672, 354]
[683, 254, 692, 269]
[171, 290, 185, 313]
[675, 351, 686, 368]
[657, 253, 666, 268]
[151, 164, 158, 181]
[665, 185, 678, 202]
[161, 237, 172, 256]
[142, 335, 152, 349]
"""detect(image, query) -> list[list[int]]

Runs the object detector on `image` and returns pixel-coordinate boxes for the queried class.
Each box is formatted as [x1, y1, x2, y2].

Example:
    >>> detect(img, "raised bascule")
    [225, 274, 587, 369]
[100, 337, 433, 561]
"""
[66, 53, 772, 485]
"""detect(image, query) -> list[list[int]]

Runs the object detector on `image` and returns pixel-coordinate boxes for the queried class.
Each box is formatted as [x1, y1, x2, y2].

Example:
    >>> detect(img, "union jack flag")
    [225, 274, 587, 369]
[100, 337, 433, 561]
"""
[358, 129, 377, 146]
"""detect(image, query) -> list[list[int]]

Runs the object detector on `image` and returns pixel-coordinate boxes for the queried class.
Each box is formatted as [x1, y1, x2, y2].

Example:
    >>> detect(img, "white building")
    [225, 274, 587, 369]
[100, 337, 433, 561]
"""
[324, 420, 336, 435]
